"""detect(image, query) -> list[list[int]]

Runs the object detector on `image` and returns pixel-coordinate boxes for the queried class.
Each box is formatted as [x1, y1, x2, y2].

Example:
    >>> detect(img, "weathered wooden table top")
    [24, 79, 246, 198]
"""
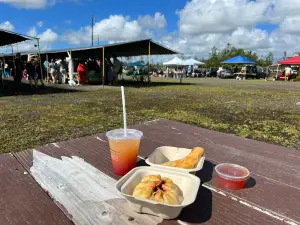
[2, 119, 299, 225]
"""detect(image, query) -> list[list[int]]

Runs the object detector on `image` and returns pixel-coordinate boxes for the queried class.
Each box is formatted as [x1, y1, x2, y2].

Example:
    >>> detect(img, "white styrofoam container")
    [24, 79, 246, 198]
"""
[115, 166, 200, 219]
[145, 146, 205, 173]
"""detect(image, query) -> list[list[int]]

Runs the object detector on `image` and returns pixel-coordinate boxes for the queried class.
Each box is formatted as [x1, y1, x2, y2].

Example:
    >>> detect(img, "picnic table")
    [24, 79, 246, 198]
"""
[1, 119, 300, 225]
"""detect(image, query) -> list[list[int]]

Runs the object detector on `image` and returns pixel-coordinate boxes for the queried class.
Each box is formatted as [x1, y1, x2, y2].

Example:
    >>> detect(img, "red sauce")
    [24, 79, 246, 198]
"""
[216, 164, 249, 190]
[216, 176, 247, 190]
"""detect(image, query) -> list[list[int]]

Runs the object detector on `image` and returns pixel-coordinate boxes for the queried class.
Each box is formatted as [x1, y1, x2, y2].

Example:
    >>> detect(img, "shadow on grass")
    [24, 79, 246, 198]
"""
[118, 79, 197, 88]
[0, 79, 81, 97]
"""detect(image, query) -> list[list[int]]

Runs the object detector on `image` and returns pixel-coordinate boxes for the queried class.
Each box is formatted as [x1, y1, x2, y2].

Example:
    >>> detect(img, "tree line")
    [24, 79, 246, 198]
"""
[198, 43, 275, 68]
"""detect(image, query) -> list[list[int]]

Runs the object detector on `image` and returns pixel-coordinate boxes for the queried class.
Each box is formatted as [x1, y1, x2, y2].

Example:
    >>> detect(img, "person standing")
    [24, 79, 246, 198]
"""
[49, 59, 57, 84]
[77, 60, 85, 86]
[285, 66, 292, 81]
[13, 53, 24, 87]
[26, 58, 35, 87]
[112, 55, 121, 85]
[84, 59, 89, 84]
[34, 58, 45, 87]
[43, 59, 49, 82]
[265, 67, 270, 81]
[105, 57, 114, 85]
[60, 59, 67, 84]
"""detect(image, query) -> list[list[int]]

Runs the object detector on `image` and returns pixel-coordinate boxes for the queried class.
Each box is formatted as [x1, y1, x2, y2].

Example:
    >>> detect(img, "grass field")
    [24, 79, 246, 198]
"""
[1, 78, 300, 153]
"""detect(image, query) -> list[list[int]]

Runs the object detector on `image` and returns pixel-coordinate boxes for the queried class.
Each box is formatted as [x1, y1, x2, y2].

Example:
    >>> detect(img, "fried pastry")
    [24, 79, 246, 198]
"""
[162, 147, 205, 169]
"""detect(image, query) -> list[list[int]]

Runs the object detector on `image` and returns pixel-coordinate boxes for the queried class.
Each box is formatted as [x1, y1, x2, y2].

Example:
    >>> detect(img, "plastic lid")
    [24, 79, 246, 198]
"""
[215, 163, 250, 180]
[106, 129, 143, 140]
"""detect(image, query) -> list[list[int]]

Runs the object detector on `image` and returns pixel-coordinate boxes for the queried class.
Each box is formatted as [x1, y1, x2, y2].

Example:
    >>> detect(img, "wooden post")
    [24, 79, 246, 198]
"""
[148, 41, 151, 83]
[102, 47, 105, 88]
[11, 45, 16, 78]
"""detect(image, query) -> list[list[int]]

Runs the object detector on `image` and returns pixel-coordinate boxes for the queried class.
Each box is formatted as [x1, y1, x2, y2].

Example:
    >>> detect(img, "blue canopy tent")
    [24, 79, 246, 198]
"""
[222, 56, 256, 64]
[127, 61, 146, 67]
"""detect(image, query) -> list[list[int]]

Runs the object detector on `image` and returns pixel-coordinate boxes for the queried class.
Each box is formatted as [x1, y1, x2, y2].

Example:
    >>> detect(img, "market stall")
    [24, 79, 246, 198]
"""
[274, 56, 300, 81]
[163, 57, 186, 82]
[0, 29, 33, 87]
[222, 56, 257, 79]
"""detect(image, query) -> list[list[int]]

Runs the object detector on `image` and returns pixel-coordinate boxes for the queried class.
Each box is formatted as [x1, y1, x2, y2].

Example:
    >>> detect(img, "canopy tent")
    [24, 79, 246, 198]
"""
[0, 29, 32, 47]
[127, 61, 146, 67]
[3, 39, 178, 59]
[222, 56, 256, 64]
[183, 58, 205, 66]
[163, 57, 185, 66]
[1, 39, 177, 86]
[278, 56, 300, 65]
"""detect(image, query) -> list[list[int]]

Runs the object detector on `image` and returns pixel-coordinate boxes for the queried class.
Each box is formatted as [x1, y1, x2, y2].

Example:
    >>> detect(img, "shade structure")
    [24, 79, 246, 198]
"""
[0, 29, 31, 47]
[278, 56, 300, 65]
[222, 56, 256, 64]
[3, 39, 178, 59]
[127, 61, 146, 67]
[183, 58, 205, 65]
[163, 57, 185, 66]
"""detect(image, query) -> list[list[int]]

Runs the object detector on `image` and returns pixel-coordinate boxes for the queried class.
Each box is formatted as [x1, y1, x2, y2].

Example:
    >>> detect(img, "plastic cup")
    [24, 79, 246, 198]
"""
[215, 163, 250, 190]
[106, 129, 143, 176]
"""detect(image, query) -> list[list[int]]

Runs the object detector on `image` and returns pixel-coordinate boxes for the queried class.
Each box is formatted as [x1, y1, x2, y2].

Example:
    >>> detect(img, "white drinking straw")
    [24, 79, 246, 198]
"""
[121, 86, 127, 136]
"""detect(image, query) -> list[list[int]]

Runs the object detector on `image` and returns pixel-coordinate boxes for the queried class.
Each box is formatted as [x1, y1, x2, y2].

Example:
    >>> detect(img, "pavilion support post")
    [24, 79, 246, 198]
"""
[148, 41, 151, 84]
[36, 38, 44, 81]
[0, 55, 4, 88]
[11, 45, 16, 78]
[102, 47, 105, 88]
[3, 55, 5, 77]
[67, 50, 75, 86]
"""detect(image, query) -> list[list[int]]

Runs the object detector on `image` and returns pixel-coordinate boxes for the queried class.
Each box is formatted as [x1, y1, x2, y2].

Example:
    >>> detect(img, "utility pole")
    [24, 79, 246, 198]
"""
[91, 15, 94, 46]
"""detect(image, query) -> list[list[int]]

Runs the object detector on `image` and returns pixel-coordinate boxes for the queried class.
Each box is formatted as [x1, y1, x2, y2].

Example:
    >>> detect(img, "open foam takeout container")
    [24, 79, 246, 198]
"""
[115, 166, 200, 219]
[145, 146, 205, 174]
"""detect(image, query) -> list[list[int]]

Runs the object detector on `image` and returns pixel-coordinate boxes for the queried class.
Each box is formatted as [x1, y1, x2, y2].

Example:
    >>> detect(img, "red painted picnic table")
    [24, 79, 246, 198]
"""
[1, 119, 300, 225]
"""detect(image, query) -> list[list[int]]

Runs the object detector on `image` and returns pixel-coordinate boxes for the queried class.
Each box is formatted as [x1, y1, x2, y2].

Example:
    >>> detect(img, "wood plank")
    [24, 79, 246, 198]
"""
[13, 119, 294, 224]
[0, 153, 72, 225]
[132, 119, 300, 224]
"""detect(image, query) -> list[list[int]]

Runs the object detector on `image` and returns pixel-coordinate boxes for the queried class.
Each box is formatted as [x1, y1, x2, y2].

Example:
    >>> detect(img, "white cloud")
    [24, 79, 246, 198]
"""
[0, 0, 49, 9]
[0, 21, 14, 31]
[62, 15, 149, 45]
[178, 0, 270, 35]
[36, 21, 44, 28]
[27, 27, 37, 37]
[138, 12, 167, 30]
[156, 0, 300, 59]
[8, 27, 59, 53]
[279, 15, 300, 34]
[26, 26, 58, 42]
[0, 0, 87, 9]
[39, 29, 58, 43]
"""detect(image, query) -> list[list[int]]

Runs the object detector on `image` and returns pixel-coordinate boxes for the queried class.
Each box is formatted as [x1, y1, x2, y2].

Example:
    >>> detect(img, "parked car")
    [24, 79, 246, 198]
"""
[244, 65, 266, 79]
[206, 67, 218, 77]
[220, 69, 235, 79]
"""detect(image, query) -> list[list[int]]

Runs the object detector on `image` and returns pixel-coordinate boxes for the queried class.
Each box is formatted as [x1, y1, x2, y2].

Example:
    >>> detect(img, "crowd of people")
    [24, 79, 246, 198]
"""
[1, 53, 122, 88]
[0, 53, 44, 88]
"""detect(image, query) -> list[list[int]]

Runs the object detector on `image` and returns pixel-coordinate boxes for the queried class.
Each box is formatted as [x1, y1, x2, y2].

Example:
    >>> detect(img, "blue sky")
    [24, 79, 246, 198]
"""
[0, 0, 299, 58]
[0, 0, 186, 49]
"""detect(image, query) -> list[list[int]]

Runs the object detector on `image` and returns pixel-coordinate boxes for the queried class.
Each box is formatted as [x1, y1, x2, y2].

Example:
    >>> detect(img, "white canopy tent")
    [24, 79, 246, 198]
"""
[183, 58, 205, 66]
[163, 57, 185, 66]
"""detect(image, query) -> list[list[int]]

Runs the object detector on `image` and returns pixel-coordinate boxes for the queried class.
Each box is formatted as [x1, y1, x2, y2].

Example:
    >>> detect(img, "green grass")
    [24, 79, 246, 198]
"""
[1, 78, 300, 153]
